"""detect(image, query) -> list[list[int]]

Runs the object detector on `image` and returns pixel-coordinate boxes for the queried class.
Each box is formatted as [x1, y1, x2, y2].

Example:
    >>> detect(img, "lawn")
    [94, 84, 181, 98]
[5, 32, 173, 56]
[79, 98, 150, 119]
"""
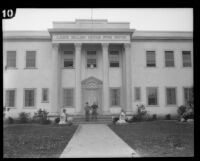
[109, 121, 194, 157]
[3, 124, 78, 158]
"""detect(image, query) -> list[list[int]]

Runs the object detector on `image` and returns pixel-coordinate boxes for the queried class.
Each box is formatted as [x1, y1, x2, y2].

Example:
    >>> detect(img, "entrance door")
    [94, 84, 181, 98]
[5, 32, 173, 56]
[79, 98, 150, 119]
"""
[82, 88, 102, 114]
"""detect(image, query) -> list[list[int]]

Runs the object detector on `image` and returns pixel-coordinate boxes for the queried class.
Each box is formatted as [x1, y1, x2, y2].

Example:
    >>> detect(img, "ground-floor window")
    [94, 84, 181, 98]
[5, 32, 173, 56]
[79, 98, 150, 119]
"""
[5, 89, 16, 107]
[166, 87, 176, 105]
[134, 87, 141, 101]
[24, 89, 35, 107]
[63, 88, 74, 107]
[147, 87, 158, 105]
[42, 88, 49, 102]
[110, 88, 120, 106]
[184, 87, 193, 105]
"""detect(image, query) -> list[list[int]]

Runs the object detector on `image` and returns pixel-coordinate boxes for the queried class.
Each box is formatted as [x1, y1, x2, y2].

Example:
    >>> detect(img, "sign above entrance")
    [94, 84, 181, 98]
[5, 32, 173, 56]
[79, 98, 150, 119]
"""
[52, 34, 131, 43]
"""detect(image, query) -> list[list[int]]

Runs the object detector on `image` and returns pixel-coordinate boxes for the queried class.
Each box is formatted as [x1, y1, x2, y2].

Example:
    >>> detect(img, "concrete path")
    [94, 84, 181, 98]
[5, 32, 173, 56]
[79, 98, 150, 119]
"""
[60, 124, 139, 158]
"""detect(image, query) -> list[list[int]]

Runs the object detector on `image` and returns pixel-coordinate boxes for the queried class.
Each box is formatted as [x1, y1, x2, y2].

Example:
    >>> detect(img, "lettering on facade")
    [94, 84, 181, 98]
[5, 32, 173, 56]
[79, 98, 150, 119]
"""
[52, 34, 130, 41]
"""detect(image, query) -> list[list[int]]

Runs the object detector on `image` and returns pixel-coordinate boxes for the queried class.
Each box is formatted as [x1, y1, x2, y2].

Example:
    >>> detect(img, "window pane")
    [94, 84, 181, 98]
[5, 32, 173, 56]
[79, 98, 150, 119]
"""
[146, 51, 156, 67]
[166, 88, 176, 105]
[42, 88, 48, 102]
[182, 51, 191, 67]
[25, 90, 35, 107]
[6, 90, 15, 107]
[87, 51, 97, 67]
[26, 51, 36, 68]
[63, 89, 74, 107]
[7, 51, 16, 68]
[147, 88, 158, 105]
[135, 87, 141, 101]
[109, 51, 119, 67]
[64, 59, 73, 68]
[184, 88, 193, 105]
[165, 51, 174, 67]
[110, 89, 120, 106]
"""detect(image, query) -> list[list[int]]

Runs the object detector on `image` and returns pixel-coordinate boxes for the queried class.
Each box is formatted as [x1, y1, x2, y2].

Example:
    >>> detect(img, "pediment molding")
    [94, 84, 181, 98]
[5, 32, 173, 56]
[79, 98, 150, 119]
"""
[82, 77, 102, 89]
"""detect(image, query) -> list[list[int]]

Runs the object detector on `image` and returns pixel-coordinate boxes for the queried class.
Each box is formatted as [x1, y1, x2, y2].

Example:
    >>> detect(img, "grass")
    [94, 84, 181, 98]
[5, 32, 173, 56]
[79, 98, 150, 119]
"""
[3, 124, 78, 158]
[109, 121, 194, 157]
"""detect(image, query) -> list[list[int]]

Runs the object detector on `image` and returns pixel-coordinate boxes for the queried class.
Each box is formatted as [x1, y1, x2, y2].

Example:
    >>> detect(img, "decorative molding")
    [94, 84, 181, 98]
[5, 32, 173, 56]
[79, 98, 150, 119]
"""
[82, 76, 102, 89]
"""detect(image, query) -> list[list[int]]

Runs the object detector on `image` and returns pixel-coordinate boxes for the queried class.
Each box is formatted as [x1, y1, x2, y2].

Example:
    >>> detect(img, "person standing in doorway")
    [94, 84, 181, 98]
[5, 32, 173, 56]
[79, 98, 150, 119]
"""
[91, 102, 98, 121]
[84, 102, 90, 121]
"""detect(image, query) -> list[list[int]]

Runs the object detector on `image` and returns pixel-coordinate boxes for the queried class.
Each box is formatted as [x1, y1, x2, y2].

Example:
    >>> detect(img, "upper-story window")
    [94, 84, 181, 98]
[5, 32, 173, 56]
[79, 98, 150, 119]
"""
[87, 51, 97, 68]
[146, 51, 156, 67]
[26, 51, 36, 68]
[6, 51, 16, 68]
[109, 51, 119, 67]
[63, 51, 74, 68]
[182, 51, 192, 67]
[165, 51, 175, 67]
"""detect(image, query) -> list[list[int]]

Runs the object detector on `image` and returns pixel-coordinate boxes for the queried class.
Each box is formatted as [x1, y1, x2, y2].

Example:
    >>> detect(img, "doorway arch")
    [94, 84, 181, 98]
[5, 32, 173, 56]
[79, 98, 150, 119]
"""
[82, 77, 103, 114]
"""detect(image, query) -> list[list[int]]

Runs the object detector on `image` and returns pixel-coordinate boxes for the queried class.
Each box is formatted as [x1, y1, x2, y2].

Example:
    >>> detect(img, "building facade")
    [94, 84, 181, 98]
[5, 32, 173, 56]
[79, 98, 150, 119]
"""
[3, 19, 193, 118]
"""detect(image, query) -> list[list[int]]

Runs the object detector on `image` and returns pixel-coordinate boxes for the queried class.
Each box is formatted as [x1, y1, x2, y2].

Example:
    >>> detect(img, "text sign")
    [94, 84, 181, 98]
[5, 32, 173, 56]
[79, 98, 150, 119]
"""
[52, 34, 130, 41]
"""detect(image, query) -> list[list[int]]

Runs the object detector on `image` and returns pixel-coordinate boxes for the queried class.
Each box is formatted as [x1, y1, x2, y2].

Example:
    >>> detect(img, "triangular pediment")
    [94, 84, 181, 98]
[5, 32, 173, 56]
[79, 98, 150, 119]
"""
[82, 77, 102, 89]
[82, 76, 102, 85]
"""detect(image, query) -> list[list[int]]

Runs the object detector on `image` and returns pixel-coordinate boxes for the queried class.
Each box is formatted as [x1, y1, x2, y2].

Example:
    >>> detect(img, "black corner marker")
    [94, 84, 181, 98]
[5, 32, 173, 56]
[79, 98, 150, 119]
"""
[2, 8, 16, 19]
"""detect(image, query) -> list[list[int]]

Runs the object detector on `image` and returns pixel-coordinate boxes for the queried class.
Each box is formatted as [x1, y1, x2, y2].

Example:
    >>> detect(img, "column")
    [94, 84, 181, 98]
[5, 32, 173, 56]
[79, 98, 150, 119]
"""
[75, 43, 82, 113]
[124, 43, 132, 113]
[51, 43, 59, 114]
[102, 43, 109, 114]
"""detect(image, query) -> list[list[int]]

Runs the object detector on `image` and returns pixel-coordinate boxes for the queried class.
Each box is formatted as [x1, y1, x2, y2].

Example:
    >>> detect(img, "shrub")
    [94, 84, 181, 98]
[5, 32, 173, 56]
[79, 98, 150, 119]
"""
[54, 117, 60, 124]
[152, 114, 157, 121]
[165, 114, 171, 120]
[18, 112, 30, 123]
[5, 117, 14, 124]
[33, 109, 50, 124]
[177, 105, 187, 117]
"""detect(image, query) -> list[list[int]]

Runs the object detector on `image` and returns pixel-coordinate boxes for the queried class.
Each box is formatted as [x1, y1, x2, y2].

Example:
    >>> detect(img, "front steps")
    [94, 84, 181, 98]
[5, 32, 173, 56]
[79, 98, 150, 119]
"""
[72, 115, 113, 124]
[48, 114, 115, 124]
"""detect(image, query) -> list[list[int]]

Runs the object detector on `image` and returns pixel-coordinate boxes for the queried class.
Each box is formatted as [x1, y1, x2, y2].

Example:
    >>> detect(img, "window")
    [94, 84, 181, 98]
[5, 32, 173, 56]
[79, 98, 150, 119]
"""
[26, 51, 36, 68]
[42, 88, 49, 102]
[63, 51, 74, 68]
[110, 88, 120, 106]
[147, 87, 158, 105]
[24, 89, 35, 107]
[63, 88, 74, 107]
[6, 89, 16, 107]
[87, 51, 97, 68]
[166, 88, 176, 105]
[6, 51, 16, 68]
[184, 87, 193, 105]
[134, 87, 141, 101]
[182, 51, 192, 67]
[109, 51, 119, 67]
[165, 51, 174, 67]
[146, 51, 156, 67]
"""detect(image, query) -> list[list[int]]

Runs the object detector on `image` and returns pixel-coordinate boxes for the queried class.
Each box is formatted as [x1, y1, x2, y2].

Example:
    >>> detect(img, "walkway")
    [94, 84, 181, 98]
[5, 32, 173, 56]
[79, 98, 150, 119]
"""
[60, 124, 139, 158]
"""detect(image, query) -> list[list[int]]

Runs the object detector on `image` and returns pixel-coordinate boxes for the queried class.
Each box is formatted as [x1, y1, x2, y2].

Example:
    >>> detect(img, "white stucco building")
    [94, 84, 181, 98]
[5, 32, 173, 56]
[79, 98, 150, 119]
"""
[3, 19, 193, 118]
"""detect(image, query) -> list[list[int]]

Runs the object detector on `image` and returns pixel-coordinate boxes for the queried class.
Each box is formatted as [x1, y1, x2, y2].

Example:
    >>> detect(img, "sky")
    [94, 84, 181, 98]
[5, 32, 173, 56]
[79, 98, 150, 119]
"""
[2, 8, 193, 31]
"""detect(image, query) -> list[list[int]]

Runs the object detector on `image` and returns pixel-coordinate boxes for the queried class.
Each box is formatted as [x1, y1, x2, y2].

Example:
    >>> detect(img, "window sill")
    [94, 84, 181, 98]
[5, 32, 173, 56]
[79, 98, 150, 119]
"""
[41, 101, 49, 103]
[24, 67, 37, 69]
[5, 67, 18, 70]
[62, 67, 75, 69]
[23, 107, 36, 109]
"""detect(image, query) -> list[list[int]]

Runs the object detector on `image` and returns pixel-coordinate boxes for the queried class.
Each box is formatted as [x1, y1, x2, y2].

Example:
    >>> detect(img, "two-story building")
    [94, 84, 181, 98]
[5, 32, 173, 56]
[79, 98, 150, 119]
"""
[3, 19, 193, 118]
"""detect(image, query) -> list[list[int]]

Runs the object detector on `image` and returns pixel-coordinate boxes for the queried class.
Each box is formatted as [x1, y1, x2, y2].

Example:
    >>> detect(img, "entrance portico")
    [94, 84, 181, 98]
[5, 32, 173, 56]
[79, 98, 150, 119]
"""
[49, 19, 134, 115]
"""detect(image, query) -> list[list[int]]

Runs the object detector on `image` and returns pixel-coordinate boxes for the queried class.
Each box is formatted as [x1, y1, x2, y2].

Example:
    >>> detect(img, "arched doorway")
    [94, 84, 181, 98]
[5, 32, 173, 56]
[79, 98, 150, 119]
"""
[82, 77, 103, 114]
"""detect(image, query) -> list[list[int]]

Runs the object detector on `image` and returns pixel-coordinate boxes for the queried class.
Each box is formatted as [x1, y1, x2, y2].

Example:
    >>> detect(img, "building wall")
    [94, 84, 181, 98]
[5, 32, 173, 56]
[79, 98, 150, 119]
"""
[131, 40, 193, 117]
[3, 38, 193, 118]
[3, 41, 53, 117]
